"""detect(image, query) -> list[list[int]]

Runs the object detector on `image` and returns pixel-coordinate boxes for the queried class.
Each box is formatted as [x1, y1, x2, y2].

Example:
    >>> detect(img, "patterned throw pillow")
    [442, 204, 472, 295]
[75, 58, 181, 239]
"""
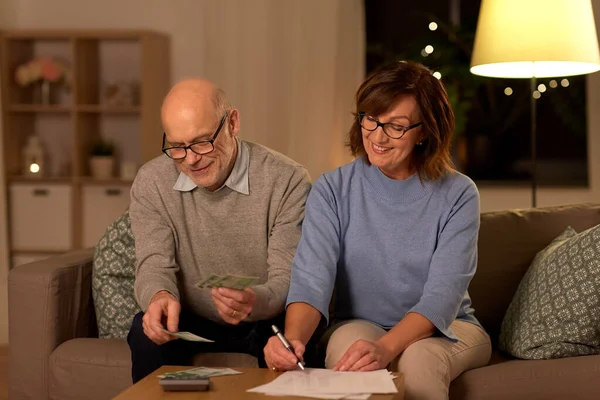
[499, 224, 600, 359]
[92, 210, 141, 340]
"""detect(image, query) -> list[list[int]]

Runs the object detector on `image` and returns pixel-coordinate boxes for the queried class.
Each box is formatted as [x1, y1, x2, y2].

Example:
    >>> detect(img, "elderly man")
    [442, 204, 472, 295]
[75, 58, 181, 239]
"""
[127, 78, 311, 382]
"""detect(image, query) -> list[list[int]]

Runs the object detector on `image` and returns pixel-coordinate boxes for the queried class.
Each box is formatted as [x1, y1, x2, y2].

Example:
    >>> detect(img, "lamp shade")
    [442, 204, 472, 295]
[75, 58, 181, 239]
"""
[470, 0, 600, 78]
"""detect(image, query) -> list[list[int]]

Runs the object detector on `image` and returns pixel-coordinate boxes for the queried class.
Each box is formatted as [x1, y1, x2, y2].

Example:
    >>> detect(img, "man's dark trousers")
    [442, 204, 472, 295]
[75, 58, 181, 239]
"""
[127, 309, 285, 383]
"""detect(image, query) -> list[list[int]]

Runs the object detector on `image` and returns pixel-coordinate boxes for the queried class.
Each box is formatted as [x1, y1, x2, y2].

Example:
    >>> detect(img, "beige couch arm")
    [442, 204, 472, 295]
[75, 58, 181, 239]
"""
[8, 249, 96, 400]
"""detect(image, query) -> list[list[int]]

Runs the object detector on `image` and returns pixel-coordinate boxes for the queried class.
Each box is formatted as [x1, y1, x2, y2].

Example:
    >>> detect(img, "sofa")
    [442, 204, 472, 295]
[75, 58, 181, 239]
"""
[8, 203, 600, 400]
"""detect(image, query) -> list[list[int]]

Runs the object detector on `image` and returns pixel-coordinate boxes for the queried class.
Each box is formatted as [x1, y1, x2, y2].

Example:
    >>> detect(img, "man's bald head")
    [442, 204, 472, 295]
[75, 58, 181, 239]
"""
[161, 78, 230, 131]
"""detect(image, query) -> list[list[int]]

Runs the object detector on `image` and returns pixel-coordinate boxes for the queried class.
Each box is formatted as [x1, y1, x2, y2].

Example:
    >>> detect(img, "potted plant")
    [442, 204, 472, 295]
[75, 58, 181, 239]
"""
[89, 138, 116, 179]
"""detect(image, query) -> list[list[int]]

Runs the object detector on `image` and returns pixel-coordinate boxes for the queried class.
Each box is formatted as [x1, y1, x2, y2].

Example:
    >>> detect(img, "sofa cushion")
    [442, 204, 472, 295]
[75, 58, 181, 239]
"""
[499, 224, 600, 359]
[450, 352, 600, 400]
[49, 338, 132, 400]
[92, 210, 141, 340]
[471, 203, 600, 345]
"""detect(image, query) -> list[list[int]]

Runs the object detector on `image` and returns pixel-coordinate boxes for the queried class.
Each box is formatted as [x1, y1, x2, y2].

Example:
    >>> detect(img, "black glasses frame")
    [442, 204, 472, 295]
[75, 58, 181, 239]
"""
[162, 112, 228, 160]
[357, 112, 423, 139]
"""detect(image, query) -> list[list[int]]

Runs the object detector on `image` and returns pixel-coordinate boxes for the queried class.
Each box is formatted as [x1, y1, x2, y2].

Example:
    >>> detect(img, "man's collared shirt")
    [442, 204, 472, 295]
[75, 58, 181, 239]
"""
[172, 137, 250, 195]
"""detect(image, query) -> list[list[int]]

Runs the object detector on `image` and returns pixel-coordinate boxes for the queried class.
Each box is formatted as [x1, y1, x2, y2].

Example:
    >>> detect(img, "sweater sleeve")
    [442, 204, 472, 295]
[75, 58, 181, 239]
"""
[286, 176, 340, 322]
[130, 167, 180, 311]
[250, 167, 312, 320]
[409, 180, 480, 341]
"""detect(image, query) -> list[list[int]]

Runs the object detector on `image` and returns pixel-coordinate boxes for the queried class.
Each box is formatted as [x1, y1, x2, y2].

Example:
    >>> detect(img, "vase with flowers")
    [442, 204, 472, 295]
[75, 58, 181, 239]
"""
[15, 57, 70, 105]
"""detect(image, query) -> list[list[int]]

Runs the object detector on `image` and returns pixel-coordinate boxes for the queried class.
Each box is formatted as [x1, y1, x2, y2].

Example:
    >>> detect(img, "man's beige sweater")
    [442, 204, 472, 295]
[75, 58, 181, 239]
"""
[130, 140, 311, 323]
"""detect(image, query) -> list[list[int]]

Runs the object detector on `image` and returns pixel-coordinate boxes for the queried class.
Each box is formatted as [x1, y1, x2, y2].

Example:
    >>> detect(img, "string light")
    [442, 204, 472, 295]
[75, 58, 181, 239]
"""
[561, 79, 570, 87]
[533, 91, 541, 99]
[29, 163, 40, 173]
[549, 80, 558, 88]
[421, 49, 429, 57]
[504, 87, 513, 96]
[429, 22, 438, 31]
[538, 84, 547, 93]
[425, 45, 434, 54]
[433, 71, 442, 79]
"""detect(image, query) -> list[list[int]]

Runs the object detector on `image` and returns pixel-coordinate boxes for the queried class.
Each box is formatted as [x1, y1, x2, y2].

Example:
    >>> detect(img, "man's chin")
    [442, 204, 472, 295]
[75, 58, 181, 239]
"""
[191, 177, 214, 188]
[182, 170, 212, 187]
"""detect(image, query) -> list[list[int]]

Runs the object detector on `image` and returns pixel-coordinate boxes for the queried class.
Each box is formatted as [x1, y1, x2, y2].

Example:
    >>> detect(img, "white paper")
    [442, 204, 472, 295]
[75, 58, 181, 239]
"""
[265, 393, 370, 399]
[248, 368, 397, 399]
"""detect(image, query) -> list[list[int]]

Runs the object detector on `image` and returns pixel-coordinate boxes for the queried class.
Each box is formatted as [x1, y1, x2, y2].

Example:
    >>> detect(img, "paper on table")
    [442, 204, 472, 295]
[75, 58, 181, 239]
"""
[248, 368, 397, 398]
[263, 393, 371, 400]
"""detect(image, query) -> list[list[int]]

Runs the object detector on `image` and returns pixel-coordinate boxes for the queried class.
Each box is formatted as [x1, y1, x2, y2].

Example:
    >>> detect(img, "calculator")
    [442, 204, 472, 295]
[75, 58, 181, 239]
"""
[159, 375, 211, 391]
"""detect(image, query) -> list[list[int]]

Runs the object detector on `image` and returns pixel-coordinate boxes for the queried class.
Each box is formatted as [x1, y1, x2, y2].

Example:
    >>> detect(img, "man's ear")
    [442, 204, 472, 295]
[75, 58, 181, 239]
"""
[228, 108, 241, 137]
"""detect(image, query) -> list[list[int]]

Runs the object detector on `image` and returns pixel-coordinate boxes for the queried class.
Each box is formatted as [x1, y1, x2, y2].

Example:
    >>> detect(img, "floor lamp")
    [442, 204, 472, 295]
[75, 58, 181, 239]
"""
[469, 0, 600, 207]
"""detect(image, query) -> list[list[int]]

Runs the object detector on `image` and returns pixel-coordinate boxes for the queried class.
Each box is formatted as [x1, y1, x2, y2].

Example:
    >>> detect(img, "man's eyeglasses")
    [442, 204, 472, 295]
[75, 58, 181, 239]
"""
[162, 112, 228, 160]
[357, 112, 422, 139]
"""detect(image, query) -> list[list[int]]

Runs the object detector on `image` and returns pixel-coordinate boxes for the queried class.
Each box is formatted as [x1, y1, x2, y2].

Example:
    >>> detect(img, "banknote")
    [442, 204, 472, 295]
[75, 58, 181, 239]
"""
[195, 273, 223, 289]
[158, 327, 215, 342]
[210, 274, 258, 290]
[195, 273, 258, 290]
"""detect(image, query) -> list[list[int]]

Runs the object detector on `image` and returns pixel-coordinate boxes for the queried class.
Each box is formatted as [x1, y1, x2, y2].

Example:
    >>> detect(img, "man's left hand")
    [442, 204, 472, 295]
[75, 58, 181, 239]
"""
[211, 287, 257, 325]
[333, 339, 394, 372]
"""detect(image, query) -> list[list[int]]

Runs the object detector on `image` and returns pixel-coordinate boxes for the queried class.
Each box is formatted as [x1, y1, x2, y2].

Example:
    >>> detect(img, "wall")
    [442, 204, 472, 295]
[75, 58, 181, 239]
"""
[8, 0, 207, 82]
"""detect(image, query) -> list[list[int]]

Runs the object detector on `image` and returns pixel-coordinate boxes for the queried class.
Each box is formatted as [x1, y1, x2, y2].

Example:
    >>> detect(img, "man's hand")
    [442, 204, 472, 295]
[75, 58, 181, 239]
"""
[333, 339, 394, 372]
[211, 287, 257, 325]
[142, 290, 181, 345]
[264, 335, 305, 371]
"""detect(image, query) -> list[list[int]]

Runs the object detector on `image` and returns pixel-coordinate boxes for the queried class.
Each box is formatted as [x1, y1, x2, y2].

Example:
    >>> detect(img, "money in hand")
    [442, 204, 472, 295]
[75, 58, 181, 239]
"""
[195, 273, 258, 290]
[158, 327, 214, 342]
[195, 273, 223, 289]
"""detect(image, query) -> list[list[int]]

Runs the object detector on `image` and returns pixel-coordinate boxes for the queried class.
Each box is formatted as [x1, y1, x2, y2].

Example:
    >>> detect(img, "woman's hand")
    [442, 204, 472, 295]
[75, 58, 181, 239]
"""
[333, 339, 394, 372]
[264, 335, 305, 371]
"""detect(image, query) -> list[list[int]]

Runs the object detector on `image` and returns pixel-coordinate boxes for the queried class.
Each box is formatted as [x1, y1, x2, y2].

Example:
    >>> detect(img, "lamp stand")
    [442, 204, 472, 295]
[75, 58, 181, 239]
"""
[530, 76, 537, 208]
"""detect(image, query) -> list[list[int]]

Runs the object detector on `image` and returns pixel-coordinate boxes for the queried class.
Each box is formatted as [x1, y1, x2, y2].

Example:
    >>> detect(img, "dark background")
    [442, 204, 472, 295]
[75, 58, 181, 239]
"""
[364, 0, 588, 186]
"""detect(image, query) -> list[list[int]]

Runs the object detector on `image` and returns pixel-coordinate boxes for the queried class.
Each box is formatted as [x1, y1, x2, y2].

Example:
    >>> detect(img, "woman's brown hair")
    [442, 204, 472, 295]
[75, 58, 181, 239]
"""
[348, 61, 455, 180]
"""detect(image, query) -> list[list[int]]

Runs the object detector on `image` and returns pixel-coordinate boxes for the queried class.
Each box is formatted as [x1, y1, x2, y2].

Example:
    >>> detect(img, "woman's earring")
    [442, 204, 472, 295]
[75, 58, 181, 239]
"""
[417, 141, 423, 145]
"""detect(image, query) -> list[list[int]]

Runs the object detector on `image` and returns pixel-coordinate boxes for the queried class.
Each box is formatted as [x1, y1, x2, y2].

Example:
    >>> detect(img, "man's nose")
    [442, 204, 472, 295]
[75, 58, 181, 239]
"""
[184, 150, 202, 165]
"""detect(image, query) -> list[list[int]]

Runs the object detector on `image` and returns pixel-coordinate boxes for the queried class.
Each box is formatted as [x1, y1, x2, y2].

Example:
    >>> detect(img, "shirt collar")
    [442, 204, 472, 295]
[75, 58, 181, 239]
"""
[173, 137, 250, 195]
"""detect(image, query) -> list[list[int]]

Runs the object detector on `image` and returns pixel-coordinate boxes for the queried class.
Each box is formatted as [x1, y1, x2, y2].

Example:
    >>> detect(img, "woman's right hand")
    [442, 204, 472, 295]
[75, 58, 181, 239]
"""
[264, 335, 306, 371]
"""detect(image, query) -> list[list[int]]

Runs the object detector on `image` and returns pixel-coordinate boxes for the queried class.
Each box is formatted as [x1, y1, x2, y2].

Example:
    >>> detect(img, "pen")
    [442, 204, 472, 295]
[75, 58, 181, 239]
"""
[271, 325, 305, 371]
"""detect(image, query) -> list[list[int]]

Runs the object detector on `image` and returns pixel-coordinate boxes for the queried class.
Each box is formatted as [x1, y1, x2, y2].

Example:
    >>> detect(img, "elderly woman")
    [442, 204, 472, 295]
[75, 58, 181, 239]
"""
[264, 61, 491, 400]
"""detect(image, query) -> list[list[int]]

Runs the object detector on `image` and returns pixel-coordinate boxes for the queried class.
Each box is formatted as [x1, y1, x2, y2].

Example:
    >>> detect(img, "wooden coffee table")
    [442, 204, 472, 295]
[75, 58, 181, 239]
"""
[114, 366, 404, 399]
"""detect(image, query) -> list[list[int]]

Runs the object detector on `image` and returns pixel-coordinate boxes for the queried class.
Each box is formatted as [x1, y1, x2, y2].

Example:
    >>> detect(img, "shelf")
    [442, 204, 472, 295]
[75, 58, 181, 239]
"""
[8, 176, 74, 184]
[8, 104, 72, 113]
[4, 29, 159, 40]
[2, 29, 169, 263]
[77, 177, 133, 185]
[77, 104, 140, 114]
[8, 104, 141, 114]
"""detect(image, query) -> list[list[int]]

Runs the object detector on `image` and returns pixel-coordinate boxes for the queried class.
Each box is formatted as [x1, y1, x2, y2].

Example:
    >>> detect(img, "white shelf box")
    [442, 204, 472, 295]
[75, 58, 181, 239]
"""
[82, 184, 131, 248]
[9, 183, 72, 250]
